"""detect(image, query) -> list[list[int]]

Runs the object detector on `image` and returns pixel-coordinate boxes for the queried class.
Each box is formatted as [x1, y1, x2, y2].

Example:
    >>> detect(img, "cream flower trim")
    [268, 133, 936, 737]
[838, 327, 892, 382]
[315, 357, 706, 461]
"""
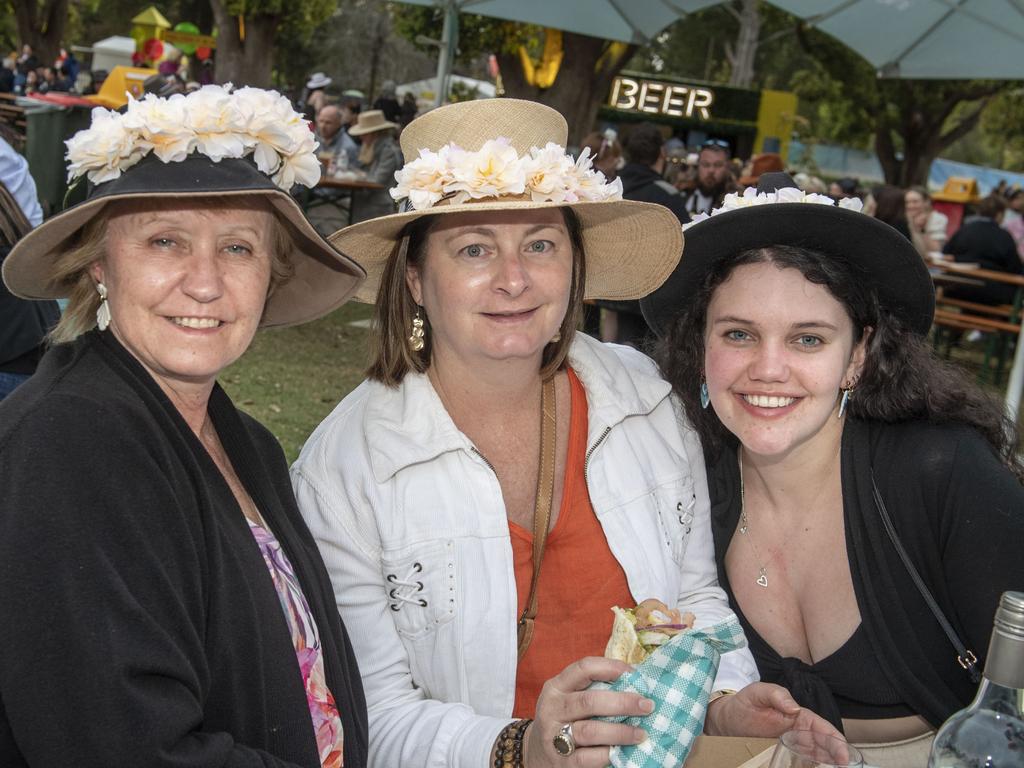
[684, 186, 865, 230]
[391, 138, 623, 211]
[65, 84, 321, 190]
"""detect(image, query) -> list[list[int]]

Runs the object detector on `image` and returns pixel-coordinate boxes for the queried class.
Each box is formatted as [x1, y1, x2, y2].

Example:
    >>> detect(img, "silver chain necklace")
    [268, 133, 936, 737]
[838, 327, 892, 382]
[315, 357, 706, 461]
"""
[738, 460, 769, 588]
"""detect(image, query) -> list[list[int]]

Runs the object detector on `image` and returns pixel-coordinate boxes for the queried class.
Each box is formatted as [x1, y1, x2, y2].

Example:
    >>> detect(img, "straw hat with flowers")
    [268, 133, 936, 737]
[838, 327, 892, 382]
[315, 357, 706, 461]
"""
[329, 98, 684, 303]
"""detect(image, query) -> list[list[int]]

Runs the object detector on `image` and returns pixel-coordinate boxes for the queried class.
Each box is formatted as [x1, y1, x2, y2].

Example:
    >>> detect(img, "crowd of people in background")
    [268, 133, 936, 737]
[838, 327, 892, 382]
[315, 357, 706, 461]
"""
[572, 121, 1024, 346]
[1, 44, 85, 96]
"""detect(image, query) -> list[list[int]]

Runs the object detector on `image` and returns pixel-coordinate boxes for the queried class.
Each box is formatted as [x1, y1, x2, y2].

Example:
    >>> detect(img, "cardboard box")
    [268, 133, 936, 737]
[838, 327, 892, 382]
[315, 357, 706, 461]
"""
[685, 736, 776, 767]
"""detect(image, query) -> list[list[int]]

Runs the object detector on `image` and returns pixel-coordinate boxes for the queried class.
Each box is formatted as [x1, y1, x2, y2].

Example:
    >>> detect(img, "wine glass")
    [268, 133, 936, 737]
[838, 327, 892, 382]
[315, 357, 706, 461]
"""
[767, 730, 865, 768]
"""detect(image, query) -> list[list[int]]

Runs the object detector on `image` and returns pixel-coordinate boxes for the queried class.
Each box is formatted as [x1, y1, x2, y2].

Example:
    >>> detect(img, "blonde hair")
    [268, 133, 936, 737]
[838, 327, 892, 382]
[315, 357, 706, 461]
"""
[48, 196, 296, 344]
[367, 208, 587, 387]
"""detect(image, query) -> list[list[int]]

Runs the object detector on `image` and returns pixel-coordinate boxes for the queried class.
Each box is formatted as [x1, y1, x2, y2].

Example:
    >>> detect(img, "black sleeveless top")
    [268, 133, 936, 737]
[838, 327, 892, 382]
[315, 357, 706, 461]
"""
[737, 617, 915, 730]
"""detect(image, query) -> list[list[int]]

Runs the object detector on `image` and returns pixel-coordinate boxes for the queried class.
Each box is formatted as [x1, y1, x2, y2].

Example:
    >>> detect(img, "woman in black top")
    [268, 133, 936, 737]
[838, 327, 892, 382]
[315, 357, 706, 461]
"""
[0, 87, 369, 767]
[640, 173, 1024, 756]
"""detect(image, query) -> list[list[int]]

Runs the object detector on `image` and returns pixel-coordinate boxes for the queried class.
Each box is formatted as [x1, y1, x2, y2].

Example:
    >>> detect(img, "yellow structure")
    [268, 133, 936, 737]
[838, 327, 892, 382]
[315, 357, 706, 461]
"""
[932, 176, 982, 204]
[85, 65, 159, 109]
[518, 29, 563, 89]
[753, 89, 798, 161]
[131, 6, 172, 50]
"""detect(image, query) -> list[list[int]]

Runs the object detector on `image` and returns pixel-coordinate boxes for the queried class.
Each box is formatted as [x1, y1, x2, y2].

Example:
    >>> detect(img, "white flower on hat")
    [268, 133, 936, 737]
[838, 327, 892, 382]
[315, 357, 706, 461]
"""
[523, 142, 577, 203]
[447, 138, 527, 204]
[565, 147, 623, 203]
[234, 86, 321, 189]
[65, 107, 147, 184]
[64, 83, 323, 191]
[391, 146, 451, 209]
[185, 83, 250, 162]
[390, 139, 622, 211]
[123, 92, 193, 164]
[684, 186, 868, 230]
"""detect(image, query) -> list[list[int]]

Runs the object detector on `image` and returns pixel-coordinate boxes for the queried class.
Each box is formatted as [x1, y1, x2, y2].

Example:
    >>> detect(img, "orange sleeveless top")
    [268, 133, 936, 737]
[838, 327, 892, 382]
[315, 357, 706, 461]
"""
[509, 368, 634, 718]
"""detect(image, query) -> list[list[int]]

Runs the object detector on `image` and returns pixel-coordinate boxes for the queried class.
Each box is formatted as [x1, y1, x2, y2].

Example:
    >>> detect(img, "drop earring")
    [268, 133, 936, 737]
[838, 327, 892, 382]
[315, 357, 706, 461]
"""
[700, 379, 710, 409]
[408, 307, 425, 352]
[96, 282, 111, 331]
[838, 385, 853, 419]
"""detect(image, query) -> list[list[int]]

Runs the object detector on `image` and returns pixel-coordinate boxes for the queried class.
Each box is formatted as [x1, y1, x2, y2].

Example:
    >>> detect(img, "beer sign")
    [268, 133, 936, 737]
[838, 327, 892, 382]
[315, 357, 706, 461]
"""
[608, 76, 714, 121]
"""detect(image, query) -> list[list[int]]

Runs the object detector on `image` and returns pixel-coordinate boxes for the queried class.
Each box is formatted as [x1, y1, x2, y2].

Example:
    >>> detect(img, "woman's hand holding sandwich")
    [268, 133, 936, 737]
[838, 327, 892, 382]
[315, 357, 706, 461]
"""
[525, 656, 653, 767]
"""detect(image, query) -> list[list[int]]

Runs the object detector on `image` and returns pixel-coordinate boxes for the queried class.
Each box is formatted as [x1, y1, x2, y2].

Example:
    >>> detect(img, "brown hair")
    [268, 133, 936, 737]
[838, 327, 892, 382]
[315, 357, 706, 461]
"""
[367, 207, 587, 386]
[654, 245, 1023, 481]
[48, 196, 295, 344]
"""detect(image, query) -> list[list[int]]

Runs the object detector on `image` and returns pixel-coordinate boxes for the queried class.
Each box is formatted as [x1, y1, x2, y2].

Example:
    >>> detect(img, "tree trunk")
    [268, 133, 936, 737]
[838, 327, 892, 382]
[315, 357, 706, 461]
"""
[497, 31, 636, 147]
[209, 0, 278, 88]
[725, 0, 760, 88]
[11, 0, 69, 67]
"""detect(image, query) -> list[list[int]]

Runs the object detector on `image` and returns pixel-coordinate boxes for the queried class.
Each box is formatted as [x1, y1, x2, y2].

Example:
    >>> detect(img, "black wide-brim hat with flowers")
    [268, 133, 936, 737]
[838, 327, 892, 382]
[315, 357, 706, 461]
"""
[640, 171, 935, 338]
[2, 86, 365, 328]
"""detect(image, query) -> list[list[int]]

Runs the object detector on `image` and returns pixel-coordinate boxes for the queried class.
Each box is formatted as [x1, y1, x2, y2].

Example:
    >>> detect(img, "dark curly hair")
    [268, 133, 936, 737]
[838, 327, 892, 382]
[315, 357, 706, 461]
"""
[652, 245, 1024, 481]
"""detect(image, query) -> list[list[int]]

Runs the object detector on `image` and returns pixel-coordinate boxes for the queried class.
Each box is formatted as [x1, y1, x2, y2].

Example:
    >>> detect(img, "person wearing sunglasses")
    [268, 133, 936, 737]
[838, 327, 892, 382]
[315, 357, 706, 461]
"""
[687, 139, 735, 216]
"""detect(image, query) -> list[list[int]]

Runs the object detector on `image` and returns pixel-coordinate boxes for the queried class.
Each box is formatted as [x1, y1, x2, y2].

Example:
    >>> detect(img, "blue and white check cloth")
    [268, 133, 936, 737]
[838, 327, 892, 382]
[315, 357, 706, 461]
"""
[590, 615, 747, 768]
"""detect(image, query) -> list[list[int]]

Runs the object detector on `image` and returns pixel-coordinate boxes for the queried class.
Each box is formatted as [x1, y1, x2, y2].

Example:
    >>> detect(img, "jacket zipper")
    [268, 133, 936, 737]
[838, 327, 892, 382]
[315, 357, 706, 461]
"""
[470, 446, 497, 474]
[583, 426, 613, 487]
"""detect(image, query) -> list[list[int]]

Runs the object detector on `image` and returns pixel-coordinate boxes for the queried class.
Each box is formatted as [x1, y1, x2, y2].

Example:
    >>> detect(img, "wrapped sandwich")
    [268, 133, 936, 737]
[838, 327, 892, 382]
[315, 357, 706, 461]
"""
[604, 599, 695, 664]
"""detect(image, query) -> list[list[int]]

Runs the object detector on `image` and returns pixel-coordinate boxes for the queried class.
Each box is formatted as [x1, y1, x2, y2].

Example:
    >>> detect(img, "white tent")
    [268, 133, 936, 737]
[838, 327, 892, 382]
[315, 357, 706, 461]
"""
[397, 75, 495, 112]
[91, 36, 137, 73]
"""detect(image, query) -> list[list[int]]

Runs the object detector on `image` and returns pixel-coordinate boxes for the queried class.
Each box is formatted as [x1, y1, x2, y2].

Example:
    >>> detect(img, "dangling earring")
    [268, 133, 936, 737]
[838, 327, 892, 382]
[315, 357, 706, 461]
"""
[700, 379, 710, 409]
[550, 330, 561, 344]
[408, 307, 425, 352]
[96, 282, 111, 331]
[838, 386, 852, 419]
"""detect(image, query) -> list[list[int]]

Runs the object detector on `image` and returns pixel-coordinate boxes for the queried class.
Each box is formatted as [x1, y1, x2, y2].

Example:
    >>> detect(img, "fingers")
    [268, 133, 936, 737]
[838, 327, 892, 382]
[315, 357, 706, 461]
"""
[552, 687, 654, 723]
[793, 708, 843, 739]
[553, 656, 633, 692]
[762, 684, 801, 715]
[571, 719, 648, 749]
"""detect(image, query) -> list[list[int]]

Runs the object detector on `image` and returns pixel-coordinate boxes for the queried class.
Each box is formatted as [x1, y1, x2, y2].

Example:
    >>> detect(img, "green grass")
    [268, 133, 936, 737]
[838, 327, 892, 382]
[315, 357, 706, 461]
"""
[221, 302, 375, 463]
[222, 305, 1024, 464]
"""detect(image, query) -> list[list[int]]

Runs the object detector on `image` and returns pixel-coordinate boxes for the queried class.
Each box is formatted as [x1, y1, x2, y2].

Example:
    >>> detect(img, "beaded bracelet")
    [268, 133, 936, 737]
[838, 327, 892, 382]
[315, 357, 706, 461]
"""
[493, 718, 532, 768]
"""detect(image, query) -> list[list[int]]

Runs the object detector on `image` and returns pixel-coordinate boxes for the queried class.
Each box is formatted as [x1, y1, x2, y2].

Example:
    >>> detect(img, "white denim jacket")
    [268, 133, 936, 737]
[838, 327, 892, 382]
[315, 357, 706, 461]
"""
[291, 333, 757, 768]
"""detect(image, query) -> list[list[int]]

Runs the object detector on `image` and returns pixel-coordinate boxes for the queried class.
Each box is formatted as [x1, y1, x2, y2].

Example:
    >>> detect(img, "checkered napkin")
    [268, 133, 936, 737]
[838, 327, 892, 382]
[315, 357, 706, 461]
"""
[590, 615, 747, 768]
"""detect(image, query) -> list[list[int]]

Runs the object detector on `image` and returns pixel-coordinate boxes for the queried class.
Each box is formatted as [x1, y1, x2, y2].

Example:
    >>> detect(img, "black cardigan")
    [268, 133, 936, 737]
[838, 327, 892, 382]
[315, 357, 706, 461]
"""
[708, 418, 1024, 728]
[0, 331, 368, 767]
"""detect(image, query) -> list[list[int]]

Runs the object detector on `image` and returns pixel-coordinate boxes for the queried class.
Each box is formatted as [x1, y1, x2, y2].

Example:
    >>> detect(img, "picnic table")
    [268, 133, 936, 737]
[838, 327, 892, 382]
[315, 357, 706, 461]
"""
[929, 257, 1024, 418]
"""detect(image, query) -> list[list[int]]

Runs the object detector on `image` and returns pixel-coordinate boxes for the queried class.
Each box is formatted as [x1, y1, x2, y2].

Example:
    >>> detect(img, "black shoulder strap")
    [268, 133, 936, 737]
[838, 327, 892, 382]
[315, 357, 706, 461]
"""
[870, 471, 981, 684]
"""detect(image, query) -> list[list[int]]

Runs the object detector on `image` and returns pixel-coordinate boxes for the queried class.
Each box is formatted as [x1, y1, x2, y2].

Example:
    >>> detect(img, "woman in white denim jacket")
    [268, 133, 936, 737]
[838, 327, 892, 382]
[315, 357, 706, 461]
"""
[293, 100, 837, 768]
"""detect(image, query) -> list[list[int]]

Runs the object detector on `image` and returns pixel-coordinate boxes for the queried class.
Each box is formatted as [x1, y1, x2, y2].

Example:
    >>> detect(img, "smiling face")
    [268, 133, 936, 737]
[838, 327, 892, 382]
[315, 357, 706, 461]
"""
[90, 201, 274, 398]
[704, 261, 866, 461]
[904, 189, 927, 219]
[406, 208, 574, 372]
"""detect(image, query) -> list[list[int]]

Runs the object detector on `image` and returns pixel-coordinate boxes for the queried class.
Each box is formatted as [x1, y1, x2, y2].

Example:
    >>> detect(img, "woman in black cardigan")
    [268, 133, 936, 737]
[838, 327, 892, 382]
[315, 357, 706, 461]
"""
[0, 87, 368, 767]
[640, 173, 1024, 763]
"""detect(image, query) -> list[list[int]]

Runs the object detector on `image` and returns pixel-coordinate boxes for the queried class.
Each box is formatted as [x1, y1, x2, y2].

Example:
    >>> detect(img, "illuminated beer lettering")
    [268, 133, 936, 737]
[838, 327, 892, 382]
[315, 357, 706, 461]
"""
[609, 77, 639, 110]
[608, 76, 715, 121]
[638, 81, 663, 114]
[663, 86, 687, 117]
[690, 88, 713, 120]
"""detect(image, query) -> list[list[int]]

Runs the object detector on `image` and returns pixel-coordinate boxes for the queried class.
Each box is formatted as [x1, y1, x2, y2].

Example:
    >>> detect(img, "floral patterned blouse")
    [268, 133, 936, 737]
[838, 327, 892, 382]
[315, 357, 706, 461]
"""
[248, 519, 345, 767]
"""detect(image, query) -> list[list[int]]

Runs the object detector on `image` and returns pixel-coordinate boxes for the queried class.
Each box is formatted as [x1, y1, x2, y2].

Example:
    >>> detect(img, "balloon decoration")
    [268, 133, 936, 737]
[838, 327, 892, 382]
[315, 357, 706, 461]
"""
[172, 22, 200, 55]
[143, 38, 164, 61]
[196, 46, 212, 62]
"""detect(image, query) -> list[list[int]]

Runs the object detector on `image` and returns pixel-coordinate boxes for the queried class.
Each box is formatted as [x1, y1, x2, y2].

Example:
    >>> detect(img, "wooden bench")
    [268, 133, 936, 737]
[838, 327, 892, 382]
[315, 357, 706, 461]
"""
[0, 93, 28, 152]
[931, 263, 1024, 383]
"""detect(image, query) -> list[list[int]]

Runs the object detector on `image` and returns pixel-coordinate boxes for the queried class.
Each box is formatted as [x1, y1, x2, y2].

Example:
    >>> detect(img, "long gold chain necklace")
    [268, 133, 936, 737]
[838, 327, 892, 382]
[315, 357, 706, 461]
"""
[738, 459, 769, 589]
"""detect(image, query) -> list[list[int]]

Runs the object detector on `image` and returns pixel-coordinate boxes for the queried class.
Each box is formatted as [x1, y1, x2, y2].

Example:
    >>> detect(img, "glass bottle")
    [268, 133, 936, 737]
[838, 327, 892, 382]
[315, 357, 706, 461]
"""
[927, 591, 1024, 768]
